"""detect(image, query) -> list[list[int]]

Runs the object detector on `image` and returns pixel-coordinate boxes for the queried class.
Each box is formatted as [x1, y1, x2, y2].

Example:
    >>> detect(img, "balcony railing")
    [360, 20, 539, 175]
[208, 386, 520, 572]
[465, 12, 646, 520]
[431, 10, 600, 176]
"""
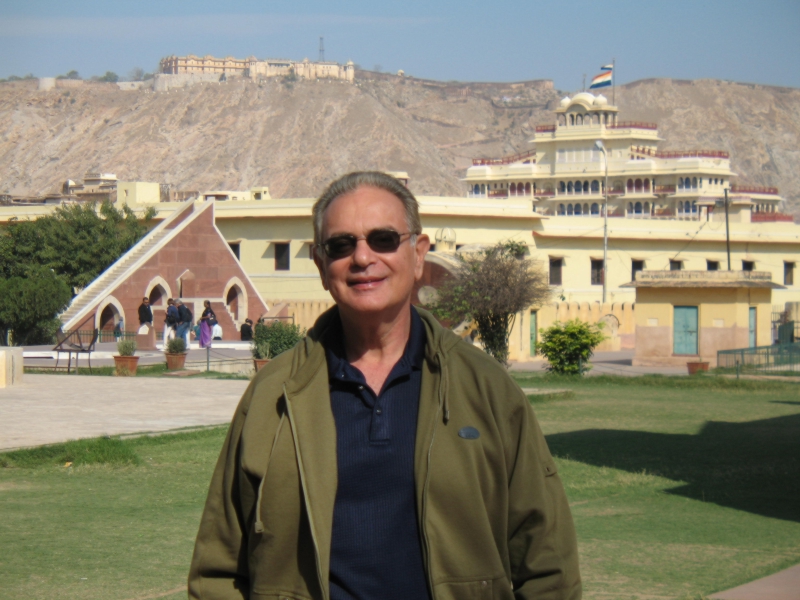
[534, 190, 555, 197]
[731, 185, 779, 195]
[632, 146, 730, 159]
[487, 189, 509, 198]
[535, 124, 556, 133]
[471, 150, 536, 166]
[608, 121, 658, 130]
[751, 213, 794, 223]
[653, 185, 676, 194]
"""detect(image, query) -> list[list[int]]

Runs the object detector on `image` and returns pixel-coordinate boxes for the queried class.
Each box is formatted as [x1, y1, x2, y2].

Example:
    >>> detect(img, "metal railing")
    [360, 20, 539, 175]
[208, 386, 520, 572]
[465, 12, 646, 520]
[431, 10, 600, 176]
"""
[717, 342, 800, 376]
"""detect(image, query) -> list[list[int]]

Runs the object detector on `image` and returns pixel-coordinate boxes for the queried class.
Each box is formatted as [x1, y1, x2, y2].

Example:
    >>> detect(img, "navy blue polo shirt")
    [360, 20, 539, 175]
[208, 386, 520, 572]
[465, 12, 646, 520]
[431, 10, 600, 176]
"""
[325, 307, 431, 600]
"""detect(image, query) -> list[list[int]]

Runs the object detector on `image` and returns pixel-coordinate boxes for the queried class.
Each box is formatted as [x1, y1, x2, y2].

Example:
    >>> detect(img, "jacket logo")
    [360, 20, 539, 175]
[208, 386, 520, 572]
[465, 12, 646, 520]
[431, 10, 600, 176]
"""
[458, 426, 480, 440]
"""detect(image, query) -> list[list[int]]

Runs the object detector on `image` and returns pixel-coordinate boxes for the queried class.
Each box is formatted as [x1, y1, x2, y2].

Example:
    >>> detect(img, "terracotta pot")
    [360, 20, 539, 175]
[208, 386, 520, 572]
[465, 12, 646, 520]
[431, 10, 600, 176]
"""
[687, 361, 709, 375]
[166, 352, 187, 371]
[114, 355, 139, 376]
[253, 358, 270, 372]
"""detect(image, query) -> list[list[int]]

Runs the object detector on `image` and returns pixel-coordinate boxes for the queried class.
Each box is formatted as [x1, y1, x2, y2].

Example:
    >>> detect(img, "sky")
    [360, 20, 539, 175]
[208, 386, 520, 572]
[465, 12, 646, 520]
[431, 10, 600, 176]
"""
[1, 0, 799, 91]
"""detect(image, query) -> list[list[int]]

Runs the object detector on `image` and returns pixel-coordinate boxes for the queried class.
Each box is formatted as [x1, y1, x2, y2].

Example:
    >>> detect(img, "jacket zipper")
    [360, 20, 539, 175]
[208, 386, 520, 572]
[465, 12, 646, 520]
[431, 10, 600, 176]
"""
[283, 386, 330, 600]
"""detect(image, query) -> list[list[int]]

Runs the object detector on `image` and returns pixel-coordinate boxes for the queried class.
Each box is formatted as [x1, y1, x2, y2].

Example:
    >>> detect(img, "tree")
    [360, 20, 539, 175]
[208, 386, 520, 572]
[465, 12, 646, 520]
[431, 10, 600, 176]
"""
[538, 320, 606, 375]
[57, 70, 80, 80]
[99, 71, 119, 83]
[128, 67, 144, 82]
[0, 266, 71, 346]
[431, 241, 551, 365]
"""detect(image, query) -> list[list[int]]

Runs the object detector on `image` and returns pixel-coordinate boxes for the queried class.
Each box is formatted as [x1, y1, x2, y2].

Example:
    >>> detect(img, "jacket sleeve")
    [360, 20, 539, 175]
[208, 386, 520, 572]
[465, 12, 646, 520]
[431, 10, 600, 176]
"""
[506, 393, 582, 600]
[188, 393, 252, 599]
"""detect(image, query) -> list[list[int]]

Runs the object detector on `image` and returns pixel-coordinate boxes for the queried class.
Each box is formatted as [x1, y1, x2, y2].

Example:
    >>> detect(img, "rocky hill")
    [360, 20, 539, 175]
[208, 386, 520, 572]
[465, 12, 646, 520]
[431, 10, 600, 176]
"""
[1, 74, 798, 212]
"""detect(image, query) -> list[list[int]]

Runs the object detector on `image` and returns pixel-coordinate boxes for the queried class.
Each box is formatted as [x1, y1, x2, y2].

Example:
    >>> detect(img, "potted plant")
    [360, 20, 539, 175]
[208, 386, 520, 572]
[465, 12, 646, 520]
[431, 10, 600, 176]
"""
[687, 361, 710, 375]
[165, 337, 188, 371]
[251, 320, 304, 372]
[114, 339, 139, 376]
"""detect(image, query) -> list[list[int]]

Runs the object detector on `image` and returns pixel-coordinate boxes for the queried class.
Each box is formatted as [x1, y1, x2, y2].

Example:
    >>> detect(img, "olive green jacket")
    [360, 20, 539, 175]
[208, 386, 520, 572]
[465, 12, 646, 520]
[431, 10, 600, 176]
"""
[188, 307, 581, 600]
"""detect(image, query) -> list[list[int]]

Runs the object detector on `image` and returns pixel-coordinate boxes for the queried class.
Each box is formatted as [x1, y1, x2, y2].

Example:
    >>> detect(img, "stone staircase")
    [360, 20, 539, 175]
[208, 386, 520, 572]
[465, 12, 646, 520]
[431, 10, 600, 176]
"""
[59, 202, 195, 331]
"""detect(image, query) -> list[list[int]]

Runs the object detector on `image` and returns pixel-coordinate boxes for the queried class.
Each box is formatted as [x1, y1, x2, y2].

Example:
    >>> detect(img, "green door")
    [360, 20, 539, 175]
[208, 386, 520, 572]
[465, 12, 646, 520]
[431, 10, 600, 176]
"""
[749, 307, 757, 348]
[529, 310, 538, 356]
[673, 306, 698, 355]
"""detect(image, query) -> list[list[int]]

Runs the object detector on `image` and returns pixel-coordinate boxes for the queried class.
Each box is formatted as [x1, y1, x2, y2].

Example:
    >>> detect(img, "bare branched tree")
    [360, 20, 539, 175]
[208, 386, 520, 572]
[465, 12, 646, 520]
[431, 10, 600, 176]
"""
[431, 241, 551, 366]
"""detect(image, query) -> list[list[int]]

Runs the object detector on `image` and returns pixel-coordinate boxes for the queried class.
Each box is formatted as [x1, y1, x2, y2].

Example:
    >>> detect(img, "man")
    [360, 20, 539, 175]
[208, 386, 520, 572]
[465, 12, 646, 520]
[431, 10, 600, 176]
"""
[138, 297, 153, 332]
[240, 318, 253, 341]
[189, 172, 581, 599]
[164, 298, 179, 344]
[175, 299, 193, 347]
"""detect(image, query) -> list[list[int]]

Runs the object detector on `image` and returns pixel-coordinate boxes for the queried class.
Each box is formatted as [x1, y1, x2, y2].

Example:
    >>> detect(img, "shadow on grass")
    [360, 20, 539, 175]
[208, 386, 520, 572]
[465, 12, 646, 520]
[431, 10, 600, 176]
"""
[546, 413, 800, 522]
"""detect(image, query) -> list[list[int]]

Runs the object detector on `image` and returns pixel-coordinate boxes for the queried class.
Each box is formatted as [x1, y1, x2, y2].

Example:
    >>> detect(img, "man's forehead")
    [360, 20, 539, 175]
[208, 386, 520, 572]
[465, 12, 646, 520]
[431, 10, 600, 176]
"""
[322, 186, 406, 231]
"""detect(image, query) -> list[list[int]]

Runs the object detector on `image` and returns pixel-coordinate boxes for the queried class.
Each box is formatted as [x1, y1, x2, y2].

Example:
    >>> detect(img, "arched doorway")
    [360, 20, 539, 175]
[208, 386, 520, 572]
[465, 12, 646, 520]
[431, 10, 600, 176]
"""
[226, 286, 240, 321]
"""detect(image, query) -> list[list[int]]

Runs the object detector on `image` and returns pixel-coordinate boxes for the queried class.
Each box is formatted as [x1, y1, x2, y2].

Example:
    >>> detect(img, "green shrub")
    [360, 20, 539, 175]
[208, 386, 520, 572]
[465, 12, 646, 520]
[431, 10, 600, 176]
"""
[116, 338, 137, 356]
[252, 320, 304, 359]
[165, 337, 186, 354]
[538, 319, 605, 375]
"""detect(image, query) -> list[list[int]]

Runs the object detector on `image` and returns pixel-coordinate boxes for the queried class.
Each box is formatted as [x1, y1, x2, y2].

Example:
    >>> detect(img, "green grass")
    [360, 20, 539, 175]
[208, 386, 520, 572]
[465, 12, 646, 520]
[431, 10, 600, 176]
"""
[513, 373, 800, 599]
[1, 375, 798, 599]
[25, 364, 251, 380]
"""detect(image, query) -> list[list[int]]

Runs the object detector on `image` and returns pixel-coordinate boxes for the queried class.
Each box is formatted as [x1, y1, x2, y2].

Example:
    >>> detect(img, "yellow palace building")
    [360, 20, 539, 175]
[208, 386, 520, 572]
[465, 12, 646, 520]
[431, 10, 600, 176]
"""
[2, 93, 799, 361]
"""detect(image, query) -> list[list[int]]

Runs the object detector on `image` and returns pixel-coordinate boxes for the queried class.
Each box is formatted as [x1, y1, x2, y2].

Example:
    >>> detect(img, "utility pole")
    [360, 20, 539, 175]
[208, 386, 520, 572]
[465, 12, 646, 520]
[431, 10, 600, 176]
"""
[724, 187, 731, 270]
[319, 37, 325, 62]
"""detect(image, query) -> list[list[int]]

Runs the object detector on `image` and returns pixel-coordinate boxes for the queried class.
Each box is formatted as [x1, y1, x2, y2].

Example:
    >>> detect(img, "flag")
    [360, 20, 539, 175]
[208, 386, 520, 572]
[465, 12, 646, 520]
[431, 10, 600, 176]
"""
[600, 64, 613, 71]
[589, 70, 612, 89]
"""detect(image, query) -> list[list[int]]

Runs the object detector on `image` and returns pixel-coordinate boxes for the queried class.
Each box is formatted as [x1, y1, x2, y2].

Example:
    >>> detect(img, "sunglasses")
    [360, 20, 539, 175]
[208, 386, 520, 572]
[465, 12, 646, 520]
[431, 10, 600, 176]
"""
[318, 229, 413, 260]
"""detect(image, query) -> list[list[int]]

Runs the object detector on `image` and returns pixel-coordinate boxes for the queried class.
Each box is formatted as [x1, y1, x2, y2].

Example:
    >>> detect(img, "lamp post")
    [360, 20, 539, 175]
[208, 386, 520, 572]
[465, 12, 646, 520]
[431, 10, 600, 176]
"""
[595, 140, 609, 304]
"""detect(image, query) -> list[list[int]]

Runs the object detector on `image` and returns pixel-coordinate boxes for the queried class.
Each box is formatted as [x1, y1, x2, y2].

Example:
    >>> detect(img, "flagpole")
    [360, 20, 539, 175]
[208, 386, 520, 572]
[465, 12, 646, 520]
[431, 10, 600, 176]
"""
[612, 57, 616, 105]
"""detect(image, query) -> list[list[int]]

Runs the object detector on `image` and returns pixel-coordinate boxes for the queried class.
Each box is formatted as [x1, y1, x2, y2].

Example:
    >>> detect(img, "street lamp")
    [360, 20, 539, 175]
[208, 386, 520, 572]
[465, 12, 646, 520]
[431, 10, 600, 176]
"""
[595, 140, 609, 304]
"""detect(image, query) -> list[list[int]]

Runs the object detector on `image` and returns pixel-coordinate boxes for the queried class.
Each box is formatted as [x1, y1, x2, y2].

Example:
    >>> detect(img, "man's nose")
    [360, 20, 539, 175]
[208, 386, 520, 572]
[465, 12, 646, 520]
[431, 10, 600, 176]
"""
[351, 238, 376, 266]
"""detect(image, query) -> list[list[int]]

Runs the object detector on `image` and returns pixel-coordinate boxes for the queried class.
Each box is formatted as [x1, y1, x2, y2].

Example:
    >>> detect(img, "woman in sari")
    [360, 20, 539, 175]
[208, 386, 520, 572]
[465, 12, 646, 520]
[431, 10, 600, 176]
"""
[199, 300, 216, 348]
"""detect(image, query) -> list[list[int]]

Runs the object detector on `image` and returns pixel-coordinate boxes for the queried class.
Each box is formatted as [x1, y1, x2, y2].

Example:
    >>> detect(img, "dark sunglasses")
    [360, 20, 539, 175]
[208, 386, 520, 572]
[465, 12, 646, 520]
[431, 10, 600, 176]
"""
[319, 229, 413, 259]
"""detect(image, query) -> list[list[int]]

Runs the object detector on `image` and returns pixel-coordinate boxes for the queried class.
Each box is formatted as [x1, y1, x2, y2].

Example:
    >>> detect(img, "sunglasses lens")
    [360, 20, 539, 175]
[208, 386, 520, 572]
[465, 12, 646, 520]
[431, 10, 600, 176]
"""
[325, 235, 357, 259]
[367, 230, 401, 252]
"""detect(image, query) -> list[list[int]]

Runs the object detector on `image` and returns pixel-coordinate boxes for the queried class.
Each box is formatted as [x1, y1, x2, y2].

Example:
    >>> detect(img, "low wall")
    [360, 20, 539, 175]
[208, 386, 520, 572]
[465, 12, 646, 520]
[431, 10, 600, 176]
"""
[0, 347, 24, 387]
[153, 73, 224, 91]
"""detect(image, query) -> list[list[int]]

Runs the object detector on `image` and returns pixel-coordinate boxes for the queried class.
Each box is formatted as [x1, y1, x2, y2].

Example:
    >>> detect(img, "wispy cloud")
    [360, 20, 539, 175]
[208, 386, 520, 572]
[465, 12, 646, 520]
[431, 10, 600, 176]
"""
[0, 13, 439, 40]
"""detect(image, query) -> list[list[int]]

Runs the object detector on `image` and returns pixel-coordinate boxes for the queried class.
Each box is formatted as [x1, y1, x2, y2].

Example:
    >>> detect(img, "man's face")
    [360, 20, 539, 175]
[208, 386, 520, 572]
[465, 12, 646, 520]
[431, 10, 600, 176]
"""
[314, 185, 429, 318]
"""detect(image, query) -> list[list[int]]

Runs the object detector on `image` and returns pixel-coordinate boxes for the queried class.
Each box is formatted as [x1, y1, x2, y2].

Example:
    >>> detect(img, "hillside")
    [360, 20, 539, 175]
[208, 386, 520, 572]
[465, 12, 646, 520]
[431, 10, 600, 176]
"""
[1, 75, 798, 211]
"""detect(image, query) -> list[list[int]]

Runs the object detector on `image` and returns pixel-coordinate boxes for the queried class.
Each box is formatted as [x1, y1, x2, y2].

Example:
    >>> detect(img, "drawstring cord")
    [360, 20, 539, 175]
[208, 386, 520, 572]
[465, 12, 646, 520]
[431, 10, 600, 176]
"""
[437, 353, 450, 424]
[254, 402, 286, 534]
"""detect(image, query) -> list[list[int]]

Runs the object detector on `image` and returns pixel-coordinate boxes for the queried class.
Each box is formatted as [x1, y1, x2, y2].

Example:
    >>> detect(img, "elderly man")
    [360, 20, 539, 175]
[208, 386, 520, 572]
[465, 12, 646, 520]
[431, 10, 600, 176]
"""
[189, 172, 581, 599]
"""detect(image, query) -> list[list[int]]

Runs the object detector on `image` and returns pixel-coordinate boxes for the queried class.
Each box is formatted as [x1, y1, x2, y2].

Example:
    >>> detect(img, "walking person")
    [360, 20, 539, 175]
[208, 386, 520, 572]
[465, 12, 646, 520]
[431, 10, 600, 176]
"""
[198, 300, 216, 349]
[164, 298, 179, 344]
[137, 297, 153, 333]
[175, 300, 193, 348]
[189, 172, 581, 599]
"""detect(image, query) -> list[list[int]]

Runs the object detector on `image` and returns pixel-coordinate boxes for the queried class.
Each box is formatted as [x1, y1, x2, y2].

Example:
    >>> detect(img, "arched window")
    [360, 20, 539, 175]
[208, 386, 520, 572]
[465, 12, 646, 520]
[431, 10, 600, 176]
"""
[567, 182, 574, 193]
[558, 204, 565, 215]
[473, 184, 480, 194]
[583, 180, 589, 193]
[591, 180, 600, 193]
[644, 202, 650, 214]
[692, 200, 697, 213]
[480, 184, 485, 193]
[567, 204, 574, 215]
[591, 203, 599, 215]
[510, 182, 517, 195]
[525, 182, 531, 194]
[583, 203, 589, 215]
[634, 201, 642, 214]
[635, 179, 643, 192]
[575, 181, 582, 193]
[574, 204, 582, 215]
[559, 181, 566, 193]
[627, 179, 634, 192]
[678, 178, 684, 189]
[627, 202, 633, 213]
[577, 114, 583, 125]
[692, 177, 698, 189]
[604, 113, 609, 124]
[570, 114, 575, 125]
[643, 179, 651, 192]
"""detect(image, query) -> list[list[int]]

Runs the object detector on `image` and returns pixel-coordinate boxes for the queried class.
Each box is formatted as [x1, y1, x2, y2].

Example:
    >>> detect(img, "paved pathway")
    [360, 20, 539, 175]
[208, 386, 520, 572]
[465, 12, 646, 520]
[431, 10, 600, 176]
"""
[0, 374, 248, 450]
[709, 563, 800, 600]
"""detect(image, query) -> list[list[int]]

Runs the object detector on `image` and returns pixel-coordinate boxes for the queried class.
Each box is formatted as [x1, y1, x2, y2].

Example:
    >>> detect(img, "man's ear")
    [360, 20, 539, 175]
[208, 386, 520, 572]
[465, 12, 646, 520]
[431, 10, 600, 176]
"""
[414, 234, 430, 281]
[313, 246, 329, 291]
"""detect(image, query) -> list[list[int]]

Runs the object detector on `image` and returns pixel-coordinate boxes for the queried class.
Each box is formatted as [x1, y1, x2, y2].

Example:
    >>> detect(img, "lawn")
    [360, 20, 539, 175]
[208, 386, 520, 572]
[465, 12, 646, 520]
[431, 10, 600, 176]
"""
[0, 374, 798, 599]
[25, 363, 251, 380]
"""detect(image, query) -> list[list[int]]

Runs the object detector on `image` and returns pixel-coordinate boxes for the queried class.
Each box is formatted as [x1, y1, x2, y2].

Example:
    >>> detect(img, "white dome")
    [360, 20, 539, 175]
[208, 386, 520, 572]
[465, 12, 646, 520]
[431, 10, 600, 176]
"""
[593, 94, 608, 106]
[560, 96, 571, 107]
[435, 227, 457, 243]
[572, 92, 596, 106]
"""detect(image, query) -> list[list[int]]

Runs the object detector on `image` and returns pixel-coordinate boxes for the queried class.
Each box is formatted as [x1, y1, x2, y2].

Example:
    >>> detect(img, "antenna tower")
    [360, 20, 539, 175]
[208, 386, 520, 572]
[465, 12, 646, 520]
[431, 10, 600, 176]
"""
[319, 37, 325, 62]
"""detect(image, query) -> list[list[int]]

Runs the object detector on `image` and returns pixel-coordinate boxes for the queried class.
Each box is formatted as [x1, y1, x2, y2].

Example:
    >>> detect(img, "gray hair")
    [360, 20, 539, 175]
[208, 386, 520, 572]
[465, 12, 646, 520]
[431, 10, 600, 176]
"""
[312, 172, 422, 246]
